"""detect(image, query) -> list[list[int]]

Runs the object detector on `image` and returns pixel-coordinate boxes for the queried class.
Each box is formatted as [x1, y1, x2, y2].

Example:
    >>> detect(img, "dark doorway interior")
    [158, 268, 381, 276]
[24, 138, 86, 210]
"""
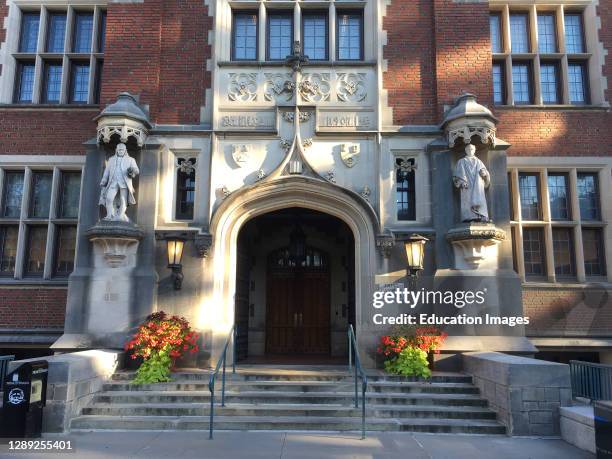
[235, 208, 355, 362]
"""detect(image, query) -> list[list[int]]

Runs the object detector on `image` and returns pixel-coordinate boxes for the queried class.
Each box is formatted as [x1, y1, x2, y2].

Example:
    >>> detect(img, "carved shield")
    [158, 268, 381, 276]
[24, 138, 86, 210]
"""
[231, 145, 249, 167]
[340, 144, 360, 168]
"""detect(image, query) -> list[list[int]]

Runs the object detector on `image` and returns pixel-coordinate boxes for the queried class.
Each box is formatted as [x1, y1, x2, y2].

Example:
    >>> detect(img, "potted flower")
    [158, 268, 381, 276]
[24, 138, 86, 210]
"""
[124, 311, 200, 384]
[408, 327, 448, 370]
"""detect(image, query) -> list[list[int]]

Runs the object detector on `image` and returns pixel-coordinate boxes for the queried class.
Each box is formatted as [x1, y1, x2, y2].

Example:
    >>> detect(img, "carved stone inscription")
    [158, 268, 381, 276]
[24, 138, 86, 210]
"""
[317, 111, 374, 131]
[219, 111, 276, 131]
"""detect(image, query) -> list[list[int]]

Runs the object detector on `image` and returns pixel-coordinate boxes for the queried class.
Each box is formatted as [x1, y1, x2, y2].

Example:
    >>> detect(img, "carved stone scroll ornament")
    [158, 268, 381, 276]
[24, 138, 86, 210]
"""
[376, 233, 395, 259]
[302, 138, 313, 149]
[256, 169, 266, 181]
[228, 73, 258, 102]
[337, 73, 367, 103]
[325, 170, 336, 183]
[448, 126, 496, 149]
[299, 74, 331, 103]
[194, 233, 213, 258]
[360, 186, 371, 202]
[280, 139, 292, 151]
[340, 144, 360, 168]
[264, 73, 295, 102]
[282, 111, 311, 123]
[177, 157, 196, 175]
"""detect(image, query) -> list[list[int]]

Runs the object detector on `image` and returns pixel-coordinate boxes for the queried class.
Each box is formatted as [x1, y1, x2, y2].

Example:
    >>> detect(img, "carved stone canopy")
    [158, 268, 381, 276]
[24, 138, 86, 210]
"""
[441, 93, 498, 148]
[95, 92, 151, 147]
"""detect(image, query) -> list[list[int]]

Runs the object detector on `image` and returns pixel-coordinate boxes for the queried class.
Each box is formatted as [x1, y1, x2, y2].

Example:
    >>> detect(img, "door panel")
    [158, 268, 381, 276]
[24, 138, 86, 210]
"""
[266, 252, 330, 355]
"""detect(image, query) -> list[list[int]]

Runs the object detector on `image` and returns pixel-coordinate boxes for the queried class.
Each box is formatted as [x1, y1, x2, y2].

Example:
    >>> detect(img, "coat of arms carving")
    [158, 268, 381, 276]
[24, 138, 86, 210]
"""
[340, 144, 360, 168]
[231, 144, 250, 167]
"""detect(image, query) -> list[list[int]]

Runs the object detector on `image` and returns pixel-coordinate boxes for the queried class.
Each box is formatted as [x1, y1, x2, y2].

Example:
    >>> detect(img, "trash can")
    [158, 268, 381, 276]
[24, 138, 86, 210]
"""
[595, 400, 612, 459]
[0, 360, 48, 439]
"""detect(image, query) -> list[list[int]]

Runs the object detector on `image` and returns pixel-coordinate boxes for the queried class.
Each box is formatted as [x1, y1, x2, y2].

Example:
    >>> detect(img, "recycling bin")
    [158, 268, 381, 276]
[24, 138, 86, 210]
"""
[1, 360, 48, 439]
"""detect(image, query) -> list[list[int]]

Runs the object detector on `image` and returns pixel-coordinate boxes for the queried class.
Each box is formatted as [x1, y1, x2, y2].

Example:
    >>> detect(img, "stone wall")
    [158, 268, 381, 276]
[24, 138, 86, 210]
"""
[8, 350, 121, 433]
[463, 351, 572, 436]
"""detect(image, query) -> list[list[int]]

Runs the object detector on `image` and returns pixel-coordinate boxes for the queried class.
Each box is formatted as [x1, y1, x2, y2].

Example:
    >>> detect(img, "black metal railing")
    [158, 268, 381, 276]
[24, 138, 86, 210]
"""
[347, 324, 367, 439]
[208, 324, 237, 439]
[570, 360, 612, 401]
[0, 355, 15, 391]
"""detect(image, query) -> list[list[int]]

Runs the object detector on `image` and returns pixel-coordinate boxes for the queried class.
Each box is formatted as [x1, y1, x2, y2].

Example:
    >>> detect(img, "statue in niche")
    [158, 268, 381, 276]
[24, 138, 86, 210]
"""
[99, 143, 139, 222]
[453, 143, 490, 222]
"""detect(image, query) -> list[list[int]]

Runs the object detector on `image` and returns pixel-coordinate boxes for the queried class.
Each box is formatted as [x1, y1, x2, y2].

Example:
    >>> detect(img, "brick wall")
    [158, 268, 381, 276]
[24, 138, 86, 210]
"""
[0, 287, 67, 328]
[523, 287, 612, 337]
[100, 0, 213, 124]
[0, 109, 96, 155]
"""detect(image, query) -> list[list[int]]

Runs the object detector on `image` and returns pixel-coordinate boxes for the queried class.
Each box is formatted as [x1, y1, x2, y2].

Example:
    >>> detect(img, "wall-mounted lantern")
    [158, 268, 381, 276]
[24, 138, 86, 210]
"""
[166, 238, 185, 289]
[404, 234, 428, 279]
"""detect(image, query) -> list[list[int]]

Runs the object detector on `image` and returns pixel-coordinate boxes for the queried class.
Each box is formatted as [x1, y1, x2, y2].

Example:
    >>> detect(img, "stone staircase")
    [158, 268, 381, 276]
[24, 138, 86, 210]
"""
[70, 366, 506, 434]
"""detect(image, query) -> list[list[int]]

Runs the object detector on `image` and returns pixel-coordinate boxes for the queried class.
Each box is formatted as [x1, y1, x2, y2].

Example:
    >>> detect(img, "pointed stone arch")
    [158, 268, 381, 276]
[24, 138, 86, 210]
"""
[207, 176, 380, 361]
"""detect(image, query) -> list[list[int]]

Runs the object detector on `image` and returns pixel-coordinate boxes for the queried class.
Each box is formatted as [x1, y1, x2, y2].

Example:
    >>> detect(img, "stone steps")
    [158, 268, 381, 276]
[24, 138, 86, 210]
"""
[72, 368, 505, 434]
[82, 402, 497, 420]
[70, 414, 506, 434]
[101, 380, 479, 395]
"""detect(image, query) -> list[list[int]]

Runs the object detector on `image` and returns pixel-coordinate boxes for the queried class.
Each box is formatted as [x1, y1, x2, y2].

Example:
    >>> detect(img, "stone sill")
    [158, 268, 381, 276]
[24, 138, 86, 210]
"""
[218, 60, 377, 68]
[493, 104, 609, 111]
[0, 279, 69, 287]
[0, 104, 100, 111]
[522, 281, 611, 289]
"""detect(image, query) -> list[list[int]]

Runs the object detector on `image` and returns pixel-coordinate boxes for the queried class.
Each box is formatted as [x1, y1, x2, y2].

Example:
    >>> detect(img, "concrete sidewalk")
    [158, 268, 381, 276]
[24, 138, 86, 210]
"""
[0, 431, 593, 459]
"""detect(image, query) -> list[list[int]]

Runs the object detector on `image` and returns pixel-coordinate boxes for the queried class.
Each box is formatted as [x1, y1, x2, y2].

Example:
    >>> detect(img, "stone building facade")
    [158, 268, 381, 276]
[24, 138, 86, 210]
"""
[0, 0, 610, 367]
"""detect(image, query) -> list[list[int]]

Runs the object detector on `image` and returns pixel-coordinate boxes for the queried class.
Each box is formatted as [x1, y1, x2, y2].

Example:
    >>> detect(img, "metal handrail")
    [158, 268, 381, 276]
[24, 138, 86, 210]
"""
[347, 324, 367, 439]
[0, 355, 15, 392]
[570, 360, 612, 401]
[208, 324, 237, 439]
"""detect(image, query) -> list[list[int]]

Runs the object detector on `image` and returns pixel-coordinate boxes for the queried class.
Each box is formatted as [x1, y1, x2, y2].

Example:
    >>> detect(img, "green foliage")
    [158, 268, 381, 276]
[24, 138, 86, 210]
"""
[132, 348, 172, 384]
[383, 346, 432, 379]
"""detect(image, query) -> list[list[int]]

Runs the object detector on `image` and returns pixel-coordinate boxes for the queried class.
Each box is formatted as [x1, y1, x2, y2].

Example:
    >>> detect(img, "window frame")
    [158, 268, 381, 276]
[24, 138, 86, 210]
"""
[336, 9, 364, 61]
[489, 7, 597, 106]
[301, 10, 329, 61]
[509, 165, 609, 284]
[0, 163, 83, 282]
[6, 6, 106, 105]
[231, 10, 259, 61]
[539, 60, 562, 105]
[266, 11, 294, 62]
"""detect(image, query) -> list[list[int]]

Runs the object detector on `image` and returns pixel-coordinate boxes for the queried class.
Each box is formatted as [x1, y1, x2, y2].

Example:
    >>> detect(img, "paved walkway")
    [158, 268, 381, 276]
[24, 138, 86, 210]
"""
[0, 431, 593, 459]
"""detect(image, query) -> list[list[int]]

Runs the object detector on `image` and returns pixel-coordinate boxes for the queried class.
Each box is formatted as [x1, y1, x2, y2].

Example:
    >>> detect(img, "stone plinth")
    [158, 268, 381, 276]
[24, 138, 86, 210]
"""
[84, 221, 144, 349]
[447, 223, 505, 270]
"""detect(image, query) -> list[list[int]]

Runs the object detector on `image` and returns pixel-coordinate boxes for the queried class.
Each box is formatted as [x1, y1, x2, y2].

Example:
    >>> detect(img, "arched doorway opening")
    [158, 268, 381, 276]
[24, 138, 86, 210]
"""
[235, 208, 355, 363]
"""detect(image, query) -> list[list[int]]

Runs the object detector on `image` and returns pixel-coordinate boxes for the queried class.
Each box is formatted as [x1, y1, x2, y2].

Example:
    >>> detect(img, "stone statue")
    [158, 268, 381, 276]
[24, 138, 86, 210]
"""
[453, 143, 490, 222]
[99, 143, 139, 222]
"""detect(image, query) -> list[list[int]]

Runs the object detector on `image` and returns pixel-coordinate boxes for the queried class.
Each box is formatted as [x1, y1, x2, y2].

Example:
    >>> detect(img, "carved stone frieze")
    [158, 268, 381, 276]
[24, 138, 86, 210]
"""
[98, 125, 147, 147]
[448, 126, 496, 148]
[264, 73, 295, 102]
[228, 73, 258, 102]
[299, 74, 331, 103]
[337, 73, 367, 103]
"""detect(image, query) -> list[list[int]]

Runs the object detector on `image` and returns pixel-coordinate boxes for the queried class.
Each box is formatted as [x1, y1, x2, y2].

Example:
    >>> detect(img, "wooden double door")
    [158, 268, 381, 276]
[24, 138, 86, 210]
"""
[265, 248, 331, 355]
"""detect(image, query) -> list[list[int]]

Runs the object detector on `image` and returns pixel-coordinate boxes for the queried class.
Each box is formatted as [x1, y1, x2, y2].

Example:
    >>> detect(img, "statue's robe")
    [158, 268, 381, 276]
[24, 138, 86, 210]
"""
[453, 156, 489, 222]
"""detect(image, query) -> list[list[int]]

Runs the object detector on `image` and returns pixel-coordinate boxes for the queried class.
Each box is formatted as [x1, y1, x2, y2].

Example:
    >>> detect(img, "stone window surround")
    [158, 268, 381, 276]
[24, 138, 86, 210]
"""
[0, 155, 84, 283]
[219, 0, 375, 64]
[158, 148, 204, 226]
[384, 148, 432, 229]
[489, 0, 608, 108]
[0, 0, 106, 105]
[507, 156, 612, 285]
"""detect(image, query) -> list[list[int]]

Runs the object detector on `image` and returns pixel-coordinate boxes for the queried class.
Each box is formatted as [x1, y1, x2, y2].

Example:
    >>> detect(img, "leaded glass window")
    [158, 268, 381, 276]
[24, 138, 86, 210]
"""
[523, 228, 546, 278]
[547, 173, 569, 220]
[519, 173, 540, 220]
[30, 172, 53, 218]
[395, 158, 416, 221]
[303, 13, 327, 60]
[337, 12, 362, 60]
[72, 13, 93, 53]
[19, 13, 40, 53]
[2, 172, 24, 218]
[268, 13, 293, 60]
[537, 14, 557, 53]
[577, 172, 600, 220]
[512, 63, 532, 104]
[564, 13, 584, 53]
[46, 13, 66, 53]
[233, 13, 258, 60]
[540, 63, 560, 104]
[510, 14, 529, 53]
